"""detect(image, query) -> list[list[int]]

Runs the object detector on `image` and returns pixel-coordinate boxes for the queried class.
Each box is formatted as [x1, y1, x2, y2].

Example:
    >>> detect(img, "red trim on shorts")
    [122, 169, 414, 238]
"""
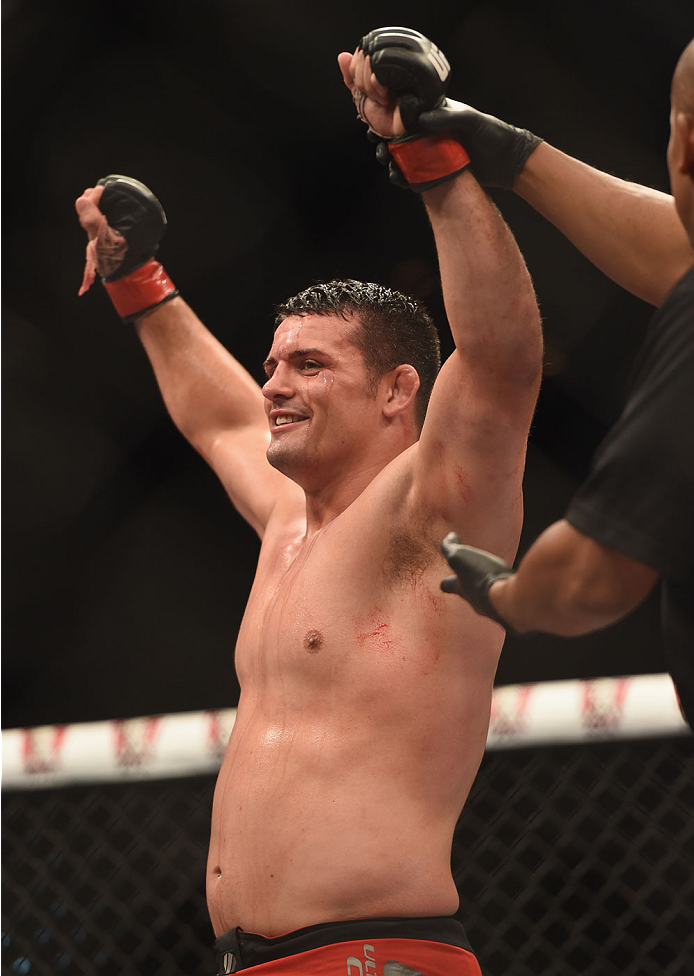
[220, 936, 482, 974]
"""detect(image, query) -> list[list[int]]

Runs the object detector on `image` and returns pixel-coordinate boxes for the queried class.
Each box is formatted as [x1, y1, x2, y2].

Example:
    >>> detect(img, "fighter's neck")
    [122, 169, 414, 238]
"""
[287, 429, 419, 534]
[300, 460, 386, 534]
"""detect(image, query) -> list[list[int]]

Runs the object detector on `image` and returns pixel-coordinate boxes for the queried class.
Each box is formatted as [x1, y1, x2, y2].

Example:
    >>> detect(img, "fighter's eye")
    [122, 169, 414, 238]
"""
[301, 360, 321, 371]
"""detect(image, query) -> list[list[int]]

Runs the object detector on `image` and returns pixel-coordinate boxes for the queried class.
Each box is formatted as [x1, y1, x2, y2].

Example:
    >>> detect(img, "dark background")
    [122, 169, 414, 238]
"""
[3, 0, 692, 728]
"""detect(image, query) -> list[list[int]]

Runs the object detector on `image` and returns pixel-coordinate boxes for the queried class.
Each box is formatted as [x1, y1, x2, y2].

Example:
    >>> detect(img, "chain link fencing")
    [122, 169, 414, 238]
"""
[4, 733, 693, 976]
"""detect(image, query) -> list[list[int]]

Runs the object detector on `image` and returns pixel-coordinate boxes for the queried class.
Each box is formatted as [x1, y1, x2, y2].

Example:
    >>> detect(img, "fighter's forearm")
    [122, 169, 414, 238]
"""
[76, 177, 269, 450]
[423, 172, 543, 386]
[515, 143, 694, 306]
[135, 297, 267, 447]
[489, 519, 659, 636]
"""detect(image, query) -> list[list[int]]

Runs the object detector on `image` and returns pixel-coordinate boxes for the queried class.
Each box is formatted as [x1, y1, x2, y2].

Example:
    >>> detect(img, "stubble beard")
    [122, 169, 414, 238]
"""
[266, 424, 326, 490]
[266, 436, 305, 482]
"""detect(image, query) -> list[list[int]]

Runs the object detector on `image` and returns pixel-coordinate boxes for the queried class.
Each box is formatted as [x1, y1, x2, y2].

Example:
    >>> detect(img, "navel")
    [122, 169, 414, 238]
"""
[303, 629, 323, 654]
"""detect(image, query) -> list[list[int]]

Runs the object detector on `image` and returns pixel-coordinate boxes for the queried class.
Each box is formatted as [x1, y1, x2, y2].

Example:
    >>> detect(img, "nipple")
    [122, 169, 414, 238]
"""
[303, 629, 323, 654]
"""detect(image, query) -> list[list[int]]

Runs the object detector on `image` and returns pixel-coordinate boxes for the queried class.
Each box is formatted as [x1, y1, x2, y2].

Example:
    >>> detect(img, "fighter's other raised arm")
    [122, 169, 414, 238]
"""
[75, 178, 298, 538]
[418, 101, 694, 306]
[340, 33, 543, 560]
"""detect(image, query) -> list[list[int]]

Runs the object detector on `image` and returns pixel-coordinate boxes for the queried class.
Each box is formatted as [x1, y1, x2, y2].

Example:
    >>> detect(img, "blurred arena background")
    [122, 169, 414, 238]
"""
[3, 1, 693, 974]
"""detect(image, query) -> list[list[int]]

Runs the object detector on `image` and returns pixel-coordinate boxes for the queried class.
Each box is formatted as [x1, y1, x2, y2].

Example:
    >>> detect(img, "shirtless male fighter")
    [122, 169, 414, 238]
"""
[75, 28, 542, 976]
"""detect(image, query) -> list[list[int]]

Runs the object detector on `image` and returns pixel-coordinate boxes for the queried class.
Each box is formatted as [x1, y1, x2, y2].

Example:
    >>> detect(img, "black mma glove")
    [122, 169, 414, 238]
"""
[418, 99, 543, 189]
[358, 27, 471, 192]
[440, 532, 515, 629]
[78, 175, 178, 322]
[360, 26, 451, 129]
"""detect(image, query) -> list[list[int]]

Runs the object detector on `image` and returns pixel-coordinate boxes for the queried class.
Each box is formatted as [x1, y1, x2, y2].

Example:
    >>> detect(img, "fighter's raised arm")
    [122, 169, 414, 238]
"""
[75, 178, 300, 538]
[340, 32, 543, 561]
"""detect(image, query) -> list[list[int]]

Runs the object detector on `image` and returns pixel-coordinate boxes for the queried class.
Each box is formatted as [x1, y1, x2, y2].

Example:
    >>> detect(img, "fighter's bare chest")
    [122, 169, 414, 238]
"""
[241, 527, 376, 653]
[234, 516, 439, 683]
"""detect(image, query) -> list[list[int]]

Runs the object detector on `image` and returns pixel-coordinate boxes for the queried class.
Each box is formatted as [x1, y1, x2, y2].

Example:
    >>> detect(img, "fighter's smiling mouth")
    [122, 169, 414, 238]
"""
[273, 414, 309, 427]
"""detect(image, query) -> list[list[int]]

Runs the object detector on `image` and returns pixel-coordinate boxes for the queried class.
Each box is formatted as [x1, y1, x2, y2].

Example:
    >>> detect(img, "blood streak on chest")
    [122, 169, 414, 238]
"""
[356, 620, 395, 650]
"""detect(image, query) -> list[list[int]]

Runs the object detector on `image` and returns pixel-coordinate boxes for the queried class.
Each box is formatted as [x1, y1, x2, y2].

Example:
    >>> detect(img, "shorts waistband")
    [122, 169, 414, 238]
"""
[214, 916, 475, 973]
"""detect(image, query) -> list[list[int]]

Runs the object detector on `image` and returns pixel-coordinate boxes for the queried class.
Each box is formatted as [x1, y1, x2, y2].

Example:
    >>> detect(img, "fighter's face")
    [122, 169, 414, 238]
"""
[261, 313, 380, 485]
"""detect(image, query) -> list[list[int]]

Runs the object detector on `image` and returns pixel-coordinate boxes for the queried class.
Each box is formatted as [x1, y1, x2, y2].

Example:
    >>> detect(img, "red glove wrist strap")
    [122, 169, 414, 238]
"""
[103, 258, 177, 319]
[388, 132, 470, 185]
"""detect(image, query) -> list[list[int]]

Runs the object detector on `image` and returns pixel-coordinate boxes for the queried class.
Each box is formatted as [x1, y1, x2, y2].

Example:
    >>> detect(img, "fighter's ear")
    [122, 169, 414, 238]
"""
[382, 364, 420, 418]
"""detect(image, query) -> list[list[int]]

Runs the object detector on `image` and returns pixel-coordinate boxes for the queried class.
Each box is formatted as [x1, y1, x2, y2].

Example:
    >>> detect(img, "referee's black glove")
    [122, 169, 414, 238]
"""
[440, 532, 515, 629]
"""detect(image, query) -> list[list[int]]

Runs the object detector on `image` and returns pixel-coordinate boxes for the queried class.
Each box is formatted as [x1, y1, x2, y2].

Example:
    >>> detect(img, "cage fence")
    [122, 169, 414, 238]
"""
[3, 674, 692, 976]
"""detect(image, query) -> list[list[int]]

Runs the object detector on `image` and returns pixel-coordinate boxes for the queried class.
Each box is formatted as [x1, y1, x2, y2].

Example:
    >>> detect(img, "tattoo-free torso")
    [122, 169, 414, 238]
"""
[206, 454, 504, 936]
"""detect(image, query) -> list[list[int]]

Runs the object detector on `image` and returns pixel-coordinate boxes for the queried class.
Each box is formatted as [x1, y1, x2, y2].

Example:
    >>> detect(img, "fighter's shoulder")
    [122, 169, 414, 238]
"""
[342, 447, 453, 591]
[259, 491, 307, 546]
[351, 442, 430, 539]
[367, 442, 419, 507]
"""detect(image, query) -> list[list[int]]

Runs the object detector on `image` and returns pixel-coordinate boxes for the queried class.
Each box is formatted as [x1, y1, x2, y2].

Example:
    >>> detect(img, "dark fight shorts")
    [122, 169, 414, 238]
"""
[214, 916, 482, 974]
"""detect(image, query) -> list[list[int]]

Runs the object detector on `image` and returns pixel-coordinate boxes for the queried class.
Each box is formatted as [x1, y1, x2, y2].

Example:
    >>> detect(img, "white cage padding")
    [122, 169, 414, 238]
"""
[2, 673, 689, 790]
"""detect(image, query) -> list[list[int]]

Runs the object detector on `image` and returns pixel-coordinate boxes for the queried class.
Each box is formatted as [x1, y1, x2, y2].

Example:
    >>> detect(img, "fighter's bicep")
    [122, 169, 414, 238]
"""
[412, 353, 536, 554]
[200, 426, 303, 538]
